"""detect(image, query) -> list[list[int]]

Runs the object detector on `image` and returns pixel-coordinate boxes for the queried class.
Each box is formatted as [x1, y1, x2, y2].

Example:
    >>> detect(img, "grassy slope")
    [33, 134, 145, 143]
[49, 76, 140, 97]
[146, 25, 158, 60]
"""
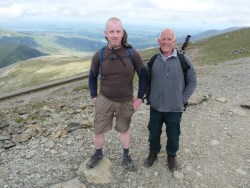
[0, 29, 98, 56]
[139, 48, 160, 60]
[0, 44, 19, 63]
[140, 27, 250, 66]
[33, 34, 97, 55]
[0, 43, 46, 68]
[189, 27, 250, 65]
[0, 27, 249, 92]
[0, 55, 91, 91]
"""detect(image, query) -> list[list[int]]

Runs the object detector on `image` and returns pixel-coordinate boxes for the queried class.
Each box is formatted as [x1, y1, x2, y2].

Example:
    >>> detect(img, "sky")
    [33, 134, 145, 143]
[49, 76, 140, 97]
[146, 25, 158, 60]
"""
[0, 0, 250, 31]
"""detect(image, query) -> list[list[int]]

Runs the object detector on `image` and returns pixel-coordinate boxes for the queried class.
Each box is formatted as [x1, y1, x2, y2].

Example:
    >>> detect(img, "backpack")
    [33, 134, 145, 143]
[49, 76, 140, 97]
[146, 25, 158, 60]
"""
[98, 46, 135, 80]
[144, 49, 190, 105]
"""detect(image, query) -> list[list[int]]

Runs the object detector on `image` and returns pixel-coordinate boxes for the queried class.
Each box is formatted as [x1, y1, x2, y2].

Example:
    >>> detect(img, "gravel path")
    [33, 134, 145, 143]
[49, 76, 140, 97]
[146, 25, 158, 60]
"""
[0, 58, 249, 188]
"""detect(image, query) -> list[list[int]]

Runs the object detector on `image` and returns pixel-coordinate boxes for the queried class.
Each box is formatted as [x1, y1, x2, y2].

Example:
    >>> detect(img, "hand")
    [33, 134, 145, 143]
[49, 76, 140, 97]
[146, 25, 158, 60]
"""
[183, 102, 188, 111]
[133, 98, 142, 111]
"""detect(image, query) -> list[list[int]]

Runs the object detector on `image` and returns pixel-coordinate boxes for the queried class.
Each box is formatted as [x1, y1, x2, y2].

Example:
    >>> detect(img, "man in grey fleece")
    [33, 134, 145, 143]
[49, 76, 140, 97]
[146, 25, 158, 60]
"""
[144, 28, 197, 172]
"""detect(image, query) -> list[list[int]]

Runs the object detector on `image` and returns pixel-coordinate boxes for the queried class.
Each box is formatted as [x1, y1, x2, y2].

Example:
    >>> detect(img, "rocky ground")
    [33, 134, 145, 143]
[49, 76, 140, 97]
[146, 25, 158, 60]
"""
[0, 58, 249, 188]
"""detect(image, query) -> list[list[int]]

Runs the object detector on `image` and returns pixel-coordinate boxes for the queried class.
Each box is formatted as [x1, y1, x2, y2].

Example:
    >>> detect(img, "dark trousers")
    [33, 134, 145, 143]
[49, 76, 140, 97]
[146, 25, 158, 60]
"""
[148, 107, 182, 157]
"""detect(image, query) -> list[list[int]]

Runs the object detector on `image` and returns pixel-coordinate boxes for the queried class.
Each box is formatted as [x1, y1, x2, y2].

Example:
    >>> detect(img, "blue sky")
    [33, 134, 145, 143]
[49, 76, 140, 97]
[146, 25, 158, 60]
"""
[0, 0, 249, 30]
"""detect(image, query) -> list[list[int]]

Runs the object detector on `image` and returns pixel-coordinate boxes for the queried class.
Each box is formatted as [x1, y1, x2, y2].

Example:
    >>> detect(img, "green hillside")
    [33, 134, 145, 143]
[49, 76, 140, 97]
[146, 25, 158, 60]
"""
[0, 43, 47, 68]
[189, 27, 250, 65]
[0, 29, 103, 68]
[140, 48, 160, 60]
[139, 27, 250, 65]
[0, 29, 105, 56]
[0, 55, 91, 91]
[0, 27, 249, 93]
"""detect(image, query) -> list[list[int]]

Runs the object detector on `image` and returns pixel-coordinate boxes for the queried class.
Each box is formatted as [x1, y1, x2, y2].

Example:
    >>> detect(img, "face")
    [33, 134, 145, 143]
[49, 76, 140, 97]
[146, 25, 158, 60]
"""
[158, 29, 176, 56]
[105, 20, 124, 48]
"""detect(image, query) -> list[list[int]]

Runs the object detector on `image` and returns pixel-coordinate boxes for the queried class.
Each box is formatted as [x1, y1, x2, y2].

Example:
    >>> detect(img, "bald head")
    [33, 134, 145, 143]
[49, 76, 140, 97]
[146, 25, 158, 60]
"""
[158, 28, 176, 56]
[105, 17, 123, 31]
[159, 29, 176, 40]
[104, 17, 124, 48]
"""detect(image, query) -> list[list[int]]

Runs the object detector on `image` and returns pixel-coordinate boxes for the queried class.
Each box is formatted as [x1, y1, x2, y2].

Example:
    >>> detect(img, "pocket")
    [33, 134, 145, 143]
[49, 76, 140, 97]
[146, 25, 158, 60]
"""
[122, 102, 134, 118]
[95, 95, 106, 111]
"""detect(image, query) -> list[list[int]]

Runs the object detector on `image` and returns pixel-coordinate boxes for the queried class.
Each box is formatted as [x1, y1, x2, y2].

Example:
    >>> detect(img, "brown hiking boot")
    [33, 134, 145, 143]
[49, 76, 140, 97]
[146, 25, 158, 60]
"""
[167, 155, 177, 172]
[144, 152, 158, 168]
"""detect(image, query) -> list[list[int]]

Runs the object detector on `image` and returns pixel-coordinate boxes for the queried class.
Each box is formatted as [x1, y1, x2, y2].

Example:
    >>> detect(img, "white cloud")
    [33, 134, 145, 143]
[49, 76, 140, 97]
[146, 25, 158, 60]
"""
[0, 0, 249, 28]
[0, 3, 23, 19]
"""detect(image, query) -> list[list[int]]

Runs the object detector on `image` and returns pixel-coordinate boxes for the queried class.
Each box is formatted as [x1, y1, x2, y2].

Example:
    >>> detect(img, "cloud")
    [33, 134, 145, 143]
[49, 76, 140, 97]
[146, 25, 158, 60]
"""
[0, 3, 23, 19]
[0, 0, 250, 27]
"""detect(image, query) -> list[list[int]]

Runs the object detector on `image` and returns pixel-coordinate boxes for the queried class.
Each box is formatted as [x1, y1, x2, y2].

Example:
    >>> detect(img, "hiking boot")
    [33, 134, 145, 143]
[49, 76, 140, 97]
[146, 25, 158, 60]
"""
[167, 155, 177, 172]
[123, 155, 135, 171]
[86, 153, 103, 169]
[144, 152, 158, 168]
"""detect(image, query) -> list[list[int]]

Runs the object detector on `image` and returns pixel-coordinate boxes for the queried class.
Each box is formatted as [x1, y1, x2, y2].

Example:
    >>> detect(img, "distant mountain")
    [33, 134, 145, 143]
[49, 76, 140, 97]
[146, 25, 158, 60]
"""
[0, 29, 105, 55]
[188, 27, 250, 65]
[191, 27, 243, 41]
[56, 36, 105, 51]
[0, 43, 47, 68]
[0, 28, 161, 53]
[177, 27, 243, 44]
[0, 35, 38, 48]
[1, 27, 249, 93]
[0, 27, 247, 69]
[141, 27, 250, 65]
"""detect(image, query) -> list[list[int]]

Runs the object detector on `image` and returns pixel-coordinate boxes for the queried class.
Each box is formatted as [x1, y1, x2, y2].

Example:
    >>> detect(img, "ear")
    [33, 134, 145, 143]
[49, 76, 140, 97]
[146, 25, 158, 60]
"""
[173, 38, 177, 46]
[157, 37, 160, 45]
[104, 30, 108, 38]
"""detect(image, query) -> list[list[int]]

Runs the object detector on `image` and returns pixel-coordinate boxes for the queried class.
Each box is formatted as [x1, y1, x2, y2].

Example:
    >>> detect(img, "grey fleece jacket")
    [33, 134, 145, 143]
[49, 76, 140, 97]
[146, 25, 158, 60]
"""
[149, 48, 197, 112]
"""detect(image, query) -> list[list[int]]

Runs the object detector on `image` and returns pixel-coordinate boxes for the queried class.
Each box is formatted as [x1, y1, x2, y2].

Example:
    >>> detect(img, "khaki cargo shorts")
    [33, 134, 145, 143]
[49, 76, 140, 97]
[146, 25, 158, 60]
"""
[93, 94, 134, 134]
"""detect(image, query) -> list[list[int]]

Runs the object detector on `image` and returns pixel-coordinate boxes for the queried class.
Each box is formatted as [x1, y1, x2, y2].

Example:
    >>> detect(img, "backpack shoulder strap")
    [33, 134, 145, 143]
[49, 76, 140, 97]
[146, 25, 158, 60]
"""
[177, 50, 190, 85]
[98, 46, 107, 80]
[147, 54, 158, 79]
[99, 46, 106, 65]
[127, 47, 139, 74]
[127, 47, 134, 67]
[144, 54, 158, 105]
[147, 54, 158, 69]
[99, 46, 135, 79]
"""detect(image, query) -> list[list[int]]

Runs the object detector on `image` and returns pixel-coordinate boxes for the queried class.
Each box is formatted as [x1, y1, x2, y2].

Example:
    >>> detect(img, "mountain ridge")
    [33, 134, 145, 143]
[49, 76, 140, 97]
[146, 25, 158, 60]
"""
[0, 27, 248, 69]
[0, 43, 47, 68]
[0, 27, 249, 96]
